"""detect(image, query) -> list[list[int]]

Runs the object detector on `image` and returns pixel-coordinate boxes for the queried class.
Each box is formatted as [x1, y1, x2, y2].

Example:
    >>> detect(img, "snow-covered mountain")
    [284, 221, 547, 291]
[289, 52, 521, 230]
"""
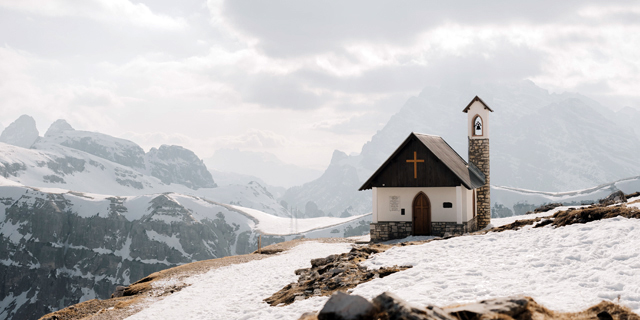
[0, 181, 370, 319]
[0, 117, 296, 218]
[283, 81, 640, 217]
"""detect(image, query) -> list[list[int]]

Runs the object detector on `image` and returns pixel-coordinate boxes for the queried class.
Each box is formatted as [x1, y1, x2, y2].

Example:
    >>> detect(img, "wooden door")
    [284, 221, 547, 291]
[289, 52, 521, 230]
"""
[413, 192, 431, 235]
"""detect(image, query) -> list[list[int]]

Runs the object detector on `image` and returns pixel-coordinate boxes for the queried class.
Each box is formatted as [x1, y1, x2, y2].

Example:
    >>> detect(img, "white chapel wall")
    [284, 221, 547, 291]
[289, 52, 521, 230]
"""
[375, 187, 467, 223]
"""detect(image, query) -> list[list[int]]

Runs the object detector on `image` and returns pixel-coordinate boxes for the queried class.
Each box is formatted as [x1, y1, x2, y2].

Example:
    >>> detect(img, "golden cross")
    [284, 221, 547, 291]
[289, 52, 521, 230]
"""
[406, 151, 424, 179]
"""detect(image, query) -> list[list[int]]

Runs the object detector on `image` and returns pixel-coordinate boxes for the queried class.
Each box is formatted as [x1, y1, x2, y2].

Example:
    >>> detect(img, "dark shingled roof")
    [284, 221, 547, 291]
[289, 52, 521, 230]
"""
[359, 132, 486, 190]
[462, 95, 494, 113]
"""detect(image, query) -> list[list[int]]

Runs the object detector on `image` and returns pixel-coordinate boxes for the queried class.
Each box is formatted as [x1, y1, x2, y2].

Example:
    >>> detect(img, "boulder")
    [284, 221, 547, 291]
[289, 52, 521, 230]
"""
[446, 296, 529, 320]
[372, 292, 455, 320]
[599, 190, 627, 206]
[318, 291, 375, 320]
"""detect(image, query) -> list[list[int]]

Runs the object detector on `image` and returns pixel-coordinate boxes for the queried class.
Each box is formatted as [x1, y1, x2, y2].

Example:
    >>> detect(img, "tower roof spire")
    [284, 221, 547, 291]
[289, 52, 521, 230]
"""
[462, 96, 493, 113]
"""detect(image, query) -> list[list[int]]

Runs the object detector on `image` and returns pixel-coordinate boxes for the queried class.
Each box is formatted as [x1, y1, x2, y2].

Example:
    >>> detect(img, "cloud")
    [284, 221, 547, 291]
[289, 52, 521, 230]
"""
[0, 0, 187, 30]
[214, 1, 622, 58]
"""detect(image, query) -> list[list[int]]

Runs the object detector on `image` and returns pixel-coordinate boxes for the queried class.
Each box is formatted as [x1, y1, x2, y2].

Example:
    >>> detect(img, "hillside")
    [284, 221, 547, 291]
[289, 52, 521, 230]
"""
[41, 198, 640, 319]
[0, 180, 370, 319]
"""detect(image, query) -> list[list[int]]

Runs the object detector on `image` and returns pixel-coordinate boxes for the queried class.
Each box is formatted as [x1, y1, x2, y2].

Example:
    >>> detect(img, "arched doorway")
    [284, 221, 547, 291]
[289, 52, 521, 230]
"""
[412, 192, 431, 235]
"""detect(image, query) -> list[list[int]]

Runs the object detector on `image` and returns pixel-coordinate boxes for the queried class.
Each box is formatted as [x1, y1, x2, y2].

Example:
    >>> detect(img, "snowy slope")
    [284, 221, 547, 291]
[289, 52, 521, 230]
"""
[124, 215, 640, 319]
[0, 140, 291, 217]
[0, 181, 370, 319]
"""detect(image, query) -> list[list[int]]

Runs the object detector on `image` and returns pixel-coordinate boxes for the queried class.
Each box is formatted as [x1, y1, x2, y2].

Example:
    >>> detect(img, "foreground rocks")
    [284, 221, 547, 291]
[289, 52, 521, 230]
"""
[303, 292, 640, 320]
[265, 245, 411, 306]
[491, 204, 640, 233]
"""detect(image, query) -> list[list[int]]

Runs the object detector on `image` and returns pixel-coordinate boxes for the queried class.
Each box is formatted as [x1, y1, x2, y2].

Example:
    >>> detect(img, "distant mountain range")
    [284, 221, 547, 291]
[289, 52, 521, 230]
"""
[0, 115, 372, 319]
[283, 80, 640, 217]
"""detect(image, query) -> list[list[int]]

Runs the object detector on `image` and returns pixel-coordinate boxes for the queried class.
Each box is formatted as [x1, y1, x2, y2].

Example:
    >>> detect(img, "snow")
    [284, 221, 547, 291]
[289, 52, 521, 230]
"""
[357, 217, 640, 313]
[128, 216, 640, 319]
[145, 230, 190, 259]
[230, 205, 370, 235]
[490, 205, 587, 228]
[127, 241, 353, 320]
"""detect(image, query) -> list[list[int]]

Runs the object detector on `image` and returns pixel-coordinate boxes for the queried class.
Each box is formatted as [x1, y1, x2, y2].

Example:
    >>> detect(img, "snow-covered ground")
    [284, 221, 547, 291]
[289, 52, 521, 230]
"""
[231, 205, 370, 235]
[127, 242, 354, 319]
[124, 214, 640, 319]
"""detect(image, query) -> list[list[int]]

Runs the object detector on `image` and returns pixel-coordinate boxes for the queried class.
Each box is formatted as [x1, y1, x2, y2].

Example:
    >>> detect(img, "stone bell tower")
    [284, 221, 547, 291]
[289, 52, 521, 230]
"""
[462, 96, 493, 229]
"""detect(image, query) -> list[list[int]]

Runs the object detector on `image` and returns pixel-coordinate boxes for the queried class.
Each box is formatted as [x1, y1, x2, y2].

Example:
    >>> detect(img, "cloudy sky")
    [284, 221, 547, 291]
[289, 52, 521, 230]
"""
[1, 1, 639, 170]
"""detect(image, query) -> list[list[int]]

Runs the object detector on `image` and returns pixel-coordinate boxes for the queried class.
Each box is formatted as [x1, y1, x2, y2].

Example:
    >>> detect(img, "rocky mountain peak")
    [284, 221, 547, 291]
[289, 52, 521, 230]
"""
[44, 119, 75, 137]
[146, 145, 217, 189]
[329, 150, 348, 166]
[0, 114, 40, 148]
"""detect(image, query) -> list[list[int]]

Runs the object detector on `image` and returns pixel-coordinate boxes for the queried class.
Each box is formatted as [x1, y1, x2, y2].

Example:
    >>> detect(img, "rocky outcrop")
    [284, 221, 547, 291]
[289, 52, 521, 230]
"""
[306, 293, 640, 320]
[146, 145, 216, 189]
[0, 115, 39, 148]
[265, 245, 410, 306]
[599, 190, 627, 206]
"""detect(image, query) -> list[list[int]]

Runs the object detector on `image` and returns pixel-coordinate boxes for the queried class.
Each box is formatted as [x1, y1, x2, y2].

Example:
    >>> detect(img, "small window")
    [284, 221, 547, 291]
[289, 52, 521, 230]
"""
[401, 208, 405, 215]
[443, 202, 453, 208]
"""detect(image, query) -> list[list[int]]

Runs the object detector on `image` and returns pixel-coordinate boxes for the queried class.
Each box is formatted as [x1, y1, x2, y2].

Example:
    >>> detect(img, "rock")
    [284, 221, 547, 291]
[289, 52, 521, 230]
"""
[45, 119, 74, 138]
[146, 145, 217, 189]
[0, 114, 39, 148]
[446, 296, 529, 320]
[265, 246, 410, 306]
[599, 191, 627, 206]
[318, 292, 375, 320]
[111, 286, 126, 298]
[597, 310, 614, 320]
[532, 203, 563, 213]
[372, 292, 455, 320]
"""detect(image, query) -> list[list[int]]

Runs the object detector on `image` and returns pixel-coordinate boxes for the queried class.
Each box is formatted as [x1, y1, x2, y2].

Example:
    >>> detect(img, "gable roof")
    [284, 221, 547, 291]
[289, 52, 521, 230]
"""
[462, 95, 494, 113]
[359, 132, 486, 190]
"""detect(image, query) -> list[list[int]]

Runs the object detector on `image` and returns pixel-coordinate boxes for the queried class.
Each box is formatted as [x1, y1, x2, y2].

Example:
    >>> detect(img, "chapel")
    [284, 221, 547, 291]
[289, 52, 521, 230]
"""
[359, 96, 493, 241]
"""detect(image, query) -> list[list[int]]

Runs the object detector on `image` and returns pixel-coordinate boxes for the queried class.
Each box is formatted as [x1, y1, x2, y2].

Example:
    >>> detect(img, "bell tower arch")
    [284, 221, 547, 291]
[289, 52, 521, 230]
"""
[462, 96, 493, 229]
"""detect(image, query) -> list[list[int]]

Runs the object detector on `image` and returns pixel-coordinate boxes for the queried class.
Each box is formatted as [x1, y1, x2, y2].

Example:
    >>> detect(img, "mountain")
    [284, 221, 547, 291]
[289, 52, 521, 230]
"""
[0, 115, 39, 148]
[283, 80, 640, 217]
[209, 169, 287, 198]
[205, 148, 322, 188]
[281, 150, 370, 218]
[146, 145, 216, 189]
[0, 182, 370, 319]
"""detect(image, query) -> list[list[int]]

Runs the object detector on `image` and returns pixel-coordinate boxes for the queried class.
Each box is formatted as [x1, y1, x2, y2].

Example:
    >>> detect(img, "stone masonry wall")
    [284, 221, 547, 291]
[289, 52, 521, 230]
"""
[370, 222, 412, 242]
[371, 218, 478, 242]
[469, 138, 490, 229]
